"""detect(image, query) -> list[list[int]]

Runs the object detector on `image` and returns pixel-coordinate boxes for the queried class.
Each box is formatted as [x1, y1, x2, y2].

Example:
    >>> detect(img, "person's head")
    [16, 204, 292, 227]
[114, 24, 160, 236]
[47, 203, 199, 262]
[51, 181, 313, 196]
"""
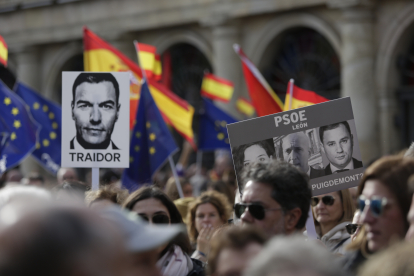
[0, 207, 128, 276]
[359, 241, 414, 276]
[100, 206, 184, 276]
[232, 139, 275, 192]
[244, 235, 346, 276]
[25, 172, 45, 187]
[164, 177, 193, 201]
[281, 131, 311, 173]
[55, 180, 90, 204]
[86, 186, 129, 209]
[208, 226, 267, 276]
[319, 121, 354, 169]
[237, 160, 311, 237]
[123, 186, 191, 254]
[71, 73, 120, 148]
[57, 168, 78, 185]
[311, 189, 355, 235]
[357, 156, 414, 252]
[187, 190, 231, 243]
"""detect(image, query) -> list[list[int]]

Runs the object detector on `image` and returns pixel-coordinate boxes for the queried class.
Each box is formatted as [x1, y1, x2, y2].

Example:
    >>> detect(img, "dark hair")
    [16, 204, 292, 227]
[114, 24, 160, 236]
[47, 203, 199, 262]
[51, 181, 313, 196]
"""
[357, 156, 414, 231]
[232, 139, 275, 192]
[123, 186, 192, 254]
[72, 73, 120, 105]
[319, 121, 351, 143]
[208, 226, 267, 274]
[241, 160, 311, 229]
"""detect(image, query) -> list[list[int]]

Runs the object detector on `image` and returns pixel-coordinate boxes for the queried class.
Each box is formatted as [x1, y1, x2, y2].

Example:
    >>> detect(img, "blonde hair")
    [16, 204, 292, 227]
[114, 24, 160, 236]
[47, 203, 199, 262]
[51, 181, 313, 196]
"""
[312, 188, 355, 233]
[164, 177, 190, 201]
[187, 190, 232, 243]
[85, 186, 129, 206]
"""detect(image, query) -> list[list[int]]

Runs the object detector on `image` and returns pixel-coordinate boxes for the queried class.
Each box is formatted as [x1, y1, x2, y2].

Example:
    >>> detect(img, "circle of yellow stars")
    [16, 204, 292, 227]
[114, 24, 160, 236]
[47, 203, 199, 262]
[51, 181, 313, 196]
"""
[4, 97, 21, 142]
[30, 100, 60, 150]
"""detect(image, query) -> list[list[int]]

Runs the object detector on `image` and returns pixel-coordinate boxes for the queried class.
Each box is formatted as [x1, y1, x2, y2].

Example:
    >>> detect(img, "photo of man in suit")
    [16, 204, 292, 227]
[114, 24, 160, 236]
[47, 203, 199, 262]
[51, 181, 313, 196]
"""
[319, 121, 363, 175]
[281, 132, 325, 179]
[70, 73, 120, 150]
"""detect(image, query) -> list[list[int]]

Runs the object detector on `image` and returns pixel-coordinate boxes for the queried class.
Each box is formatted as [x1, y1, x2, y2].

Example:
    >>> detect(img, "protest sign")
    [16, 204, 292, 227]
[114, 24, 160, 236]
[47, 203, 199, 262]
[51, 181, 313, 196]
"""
[228, 97, 364, 196]
[61, 72, 129, 168]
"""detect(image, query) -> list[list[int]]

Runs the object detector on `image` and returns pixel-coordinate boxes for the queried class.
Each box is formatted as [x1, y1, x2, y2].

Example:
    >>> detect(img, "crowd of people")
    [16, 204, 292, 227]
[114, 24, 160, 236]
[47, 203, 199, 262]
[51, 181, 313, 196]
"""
[1, 146, 414, 276]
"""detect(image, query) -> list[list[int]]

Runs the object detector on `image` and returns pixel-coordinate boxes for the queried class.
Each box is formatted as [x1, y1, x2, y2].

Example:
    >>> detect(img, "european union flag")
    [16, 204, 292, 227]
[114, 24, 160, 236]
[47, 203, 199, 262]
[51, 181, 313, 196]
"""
[15, 82, 61, 175]
[122, 79, 178, 191]
[0, 81, 40, 175]
[198, 98, 237, 151]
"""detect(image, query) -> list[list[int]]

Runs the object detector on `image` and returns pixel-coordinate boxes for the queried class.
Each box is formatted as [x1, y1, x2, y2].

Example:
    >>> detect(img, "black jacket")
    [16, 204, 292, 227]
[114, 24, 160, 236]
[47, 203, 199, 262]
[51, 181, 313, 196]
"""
[324, 158, 363, 175]
[188, 258, 205, 276]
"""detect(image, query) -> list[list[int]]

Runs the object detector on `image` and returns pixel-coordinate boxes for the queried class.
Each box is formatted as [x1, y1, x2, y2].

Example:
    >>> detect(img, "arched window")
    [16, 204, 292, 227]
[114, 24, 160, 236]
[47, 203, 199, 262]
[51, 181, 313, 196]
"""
[261, 27, 340, 101]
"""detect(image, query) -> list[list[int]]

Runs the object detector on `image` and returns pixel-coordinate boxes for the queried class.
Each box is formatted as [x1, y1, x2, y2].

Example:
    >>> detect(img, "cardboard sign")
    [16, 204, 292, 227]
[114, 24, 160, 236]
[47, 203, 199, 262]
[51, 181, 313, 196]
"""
[61, 72, 130, 168]
[228, 97, 364, 196]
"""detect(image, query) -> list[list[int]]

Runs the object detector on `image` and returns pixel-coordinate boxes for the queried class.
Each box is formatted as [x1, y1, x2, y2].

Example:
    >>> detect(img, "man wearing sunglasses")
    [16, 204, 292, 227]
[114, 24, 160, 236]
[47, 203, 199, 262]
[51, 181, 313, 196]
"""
[235, 160, 311, 237]
[319, 121, 363, 175]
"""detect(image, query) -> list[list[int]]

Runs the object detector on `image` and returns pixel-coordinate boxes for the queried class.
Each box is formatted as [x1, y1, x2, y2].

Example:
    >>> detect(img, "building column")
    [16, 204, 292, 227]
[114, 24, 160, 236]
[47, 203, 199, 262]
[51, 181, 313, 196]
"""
[14, 47, 43, 177]
[340, 7, 379, 163]
[211, 23, 241, 118]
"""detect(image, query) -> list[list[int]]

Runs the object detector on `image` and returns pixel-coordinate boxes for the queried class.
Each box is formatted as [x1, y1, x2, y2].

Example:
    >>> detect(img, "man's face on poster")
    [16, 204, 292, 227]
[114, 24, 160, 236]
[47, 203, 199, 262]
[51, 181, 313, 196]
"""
[72, 81, 119, 145]
[281, 132, 310, 173]
[321, 123, 353, 169]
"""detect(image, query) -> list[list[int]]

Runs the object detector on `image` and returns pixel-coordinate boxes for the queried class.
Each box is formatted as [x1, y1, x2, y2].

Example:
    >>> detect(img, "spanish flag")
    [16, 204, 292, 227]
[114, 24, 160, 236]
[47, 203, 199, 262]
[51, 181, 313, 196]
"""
[154, 53, 162, 81]
[233, 44, 284, 117]
[201, 73, 234, 103]
[134, 42, 156, 79]
[284, 79, 329, 110]
[83, 27, 196, 148]
[0, 35, 7, 67]
[236, 97, 255, 117]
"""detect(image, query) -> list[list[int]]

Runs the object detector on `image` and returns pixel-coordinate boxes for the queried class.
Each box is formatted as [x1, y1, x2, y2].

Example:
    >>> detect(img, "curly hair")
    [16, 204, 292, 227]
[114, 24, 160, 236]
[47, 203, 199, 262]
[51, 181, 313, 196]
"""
[241, 160, 311, 229]
[85, 186, 129, 206]
[187, 190, 232, 243]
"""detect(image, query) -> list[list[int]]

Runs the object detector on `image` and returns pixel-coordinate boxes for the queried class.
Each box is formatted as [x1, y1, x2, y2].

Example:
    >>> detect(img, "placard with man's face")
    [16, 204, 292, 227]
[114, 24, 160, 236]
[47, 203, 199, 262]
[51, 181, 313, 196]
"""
[228, 98, 364, 196]
[61, 72, 130, 168]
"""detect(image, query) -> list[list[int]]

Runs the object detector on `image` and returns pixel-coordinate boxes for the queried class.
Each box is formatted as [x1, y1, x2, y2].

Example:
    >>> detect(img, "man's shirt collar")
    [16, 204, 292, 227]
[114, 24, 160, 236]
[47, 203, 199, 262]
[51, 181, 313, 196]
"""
[330, 159, 354, 173]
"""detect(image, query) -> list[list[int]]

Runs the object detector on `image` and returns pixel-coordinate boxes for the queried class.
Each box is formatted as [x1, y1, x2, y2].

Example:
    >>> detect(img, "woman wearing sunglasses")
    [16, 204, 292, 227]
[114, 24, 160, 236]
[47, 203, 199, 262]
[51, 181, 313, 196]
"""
[343, 156, 414, 274]
[187, 190, 232, 263]
[311, 189, 355, 255]
[123, 186, 205, 276]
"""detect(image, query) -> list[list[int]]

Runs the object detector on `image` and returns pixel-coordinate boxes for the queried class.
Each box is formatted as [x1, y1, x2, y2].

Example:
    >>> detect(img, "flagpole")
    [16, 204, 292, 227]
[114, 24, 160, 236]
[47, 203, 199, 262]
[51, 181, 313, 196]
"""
[168, 156, 184, 198]
[92, 167, 99, 190]
[134, 40, 149, 81]
[288, 79, 294, 111]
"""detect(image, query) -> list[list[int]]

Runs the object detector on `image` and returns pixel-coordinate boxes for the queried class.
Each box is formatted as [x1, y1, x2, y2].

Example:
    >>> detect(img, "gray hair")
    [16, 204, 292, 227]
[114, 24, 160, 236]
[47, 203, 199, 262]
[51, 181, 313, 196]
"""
[244, 235, 347, 276]
[404, 142, 414, 158]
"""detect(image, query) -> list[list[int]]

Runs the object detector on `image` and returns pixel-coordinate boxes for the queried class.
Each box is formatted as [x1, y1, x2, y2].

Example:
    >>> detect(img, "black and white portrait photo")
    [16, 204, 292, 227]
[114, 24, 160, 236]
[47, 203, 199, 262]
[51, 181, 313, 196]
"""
[61, 72, 130, 168]
[71, 73, 120, 150]
[319, 120, 363, 175]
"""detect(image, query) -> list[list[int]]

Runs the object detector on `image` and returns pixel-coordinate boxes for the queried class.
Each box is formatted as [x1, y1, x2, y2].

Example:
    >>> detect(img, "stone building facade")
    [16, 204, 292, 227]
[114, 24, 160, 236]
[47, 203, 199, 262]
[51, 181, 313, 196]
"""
[1, 0, 414, 174]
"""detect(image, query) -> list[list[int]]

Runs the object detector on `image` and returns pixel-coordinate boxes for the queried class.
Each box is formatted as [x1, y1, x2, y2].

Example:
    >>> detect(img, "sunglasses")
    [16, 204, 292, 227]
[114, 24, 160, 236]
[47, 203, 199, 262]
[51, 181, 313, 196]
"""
[358, 196, 389, 217]
[311, 195, 335, 207]
[138, 214, 170, 224]
[234, 203, 282, 220]
[345, 223, 361, 235]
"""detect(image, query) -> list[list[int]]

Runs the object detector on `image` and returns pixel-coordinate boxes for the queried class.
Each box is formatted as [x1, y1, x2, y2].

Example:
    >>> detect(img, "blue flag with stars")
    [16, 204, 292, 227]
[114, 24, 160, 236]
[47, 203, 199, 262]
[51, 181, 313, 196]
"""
[122, 79, 178, 191]
[15, 82, 61, 175]
[198, 98, 237, 151]
[0, 80, 40, 175]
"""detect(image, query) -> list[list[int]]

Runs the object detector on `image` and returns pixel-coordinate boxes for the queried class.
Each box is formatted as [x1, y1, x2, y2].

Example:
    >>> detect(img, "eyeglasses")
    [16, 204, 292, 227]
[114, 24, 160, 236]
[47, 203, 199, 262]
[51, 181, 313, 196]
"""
[234, 203, 282, 220]
[358, 196, 389, 218]
[311, 195, 335, 207]
[345, 223, 361, 235]
[138, 214, 170, 224]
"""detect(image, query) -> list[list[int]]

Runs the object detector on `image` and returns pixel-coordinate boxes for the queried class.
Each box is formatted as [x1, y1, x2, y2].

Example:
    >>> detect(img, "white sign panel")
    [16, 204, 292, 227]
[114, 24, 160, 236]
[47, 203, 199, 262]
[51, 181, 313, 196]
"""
[228, 97, 364, 196]
[61, 72, 129, 168]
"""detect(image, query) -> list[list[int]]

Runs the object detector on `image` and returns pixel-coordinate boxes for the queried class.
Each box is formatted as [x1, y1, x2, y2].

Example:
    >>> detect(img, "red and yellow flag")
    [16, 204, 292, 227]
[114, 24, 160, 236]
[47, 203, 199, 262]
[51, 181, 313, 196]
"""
[236, 97, 255, 117]
[201, 73, 234, 103]
[284, 80, 329, 110]
[154, 53, 162, 81]
[234, 44, 284, 117]
[83, 27, 195, 148]
[134, 42, 163, 81]
[0, 35, 8, 67]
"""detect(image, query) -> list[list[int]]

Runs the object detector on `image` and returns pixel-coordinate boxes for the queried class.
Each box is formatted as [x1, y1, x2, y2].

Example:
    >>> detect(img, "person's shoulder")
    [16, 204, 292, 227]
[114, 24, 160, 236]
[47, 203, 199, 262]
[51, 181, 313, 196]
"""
[352, 158, 363, 169]
[310, 167, 325, 179]
[111, 141, 120, 150]
[324, 164, 332, 175]
[187, 258, 205, 276]
[70, 137, 75, 149]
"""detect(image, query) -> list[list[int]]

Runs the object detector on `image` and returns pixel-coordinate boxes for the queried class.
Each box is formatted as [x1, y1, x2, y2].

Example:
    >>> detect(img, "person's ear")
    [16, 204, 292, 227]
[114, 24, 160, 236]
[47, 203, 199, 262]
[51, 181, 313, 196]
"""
[115, 104, 120, 122]
[71, 101, 74, 120]
[284, 207, 302, 234]
[351, 134, 354, 149]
